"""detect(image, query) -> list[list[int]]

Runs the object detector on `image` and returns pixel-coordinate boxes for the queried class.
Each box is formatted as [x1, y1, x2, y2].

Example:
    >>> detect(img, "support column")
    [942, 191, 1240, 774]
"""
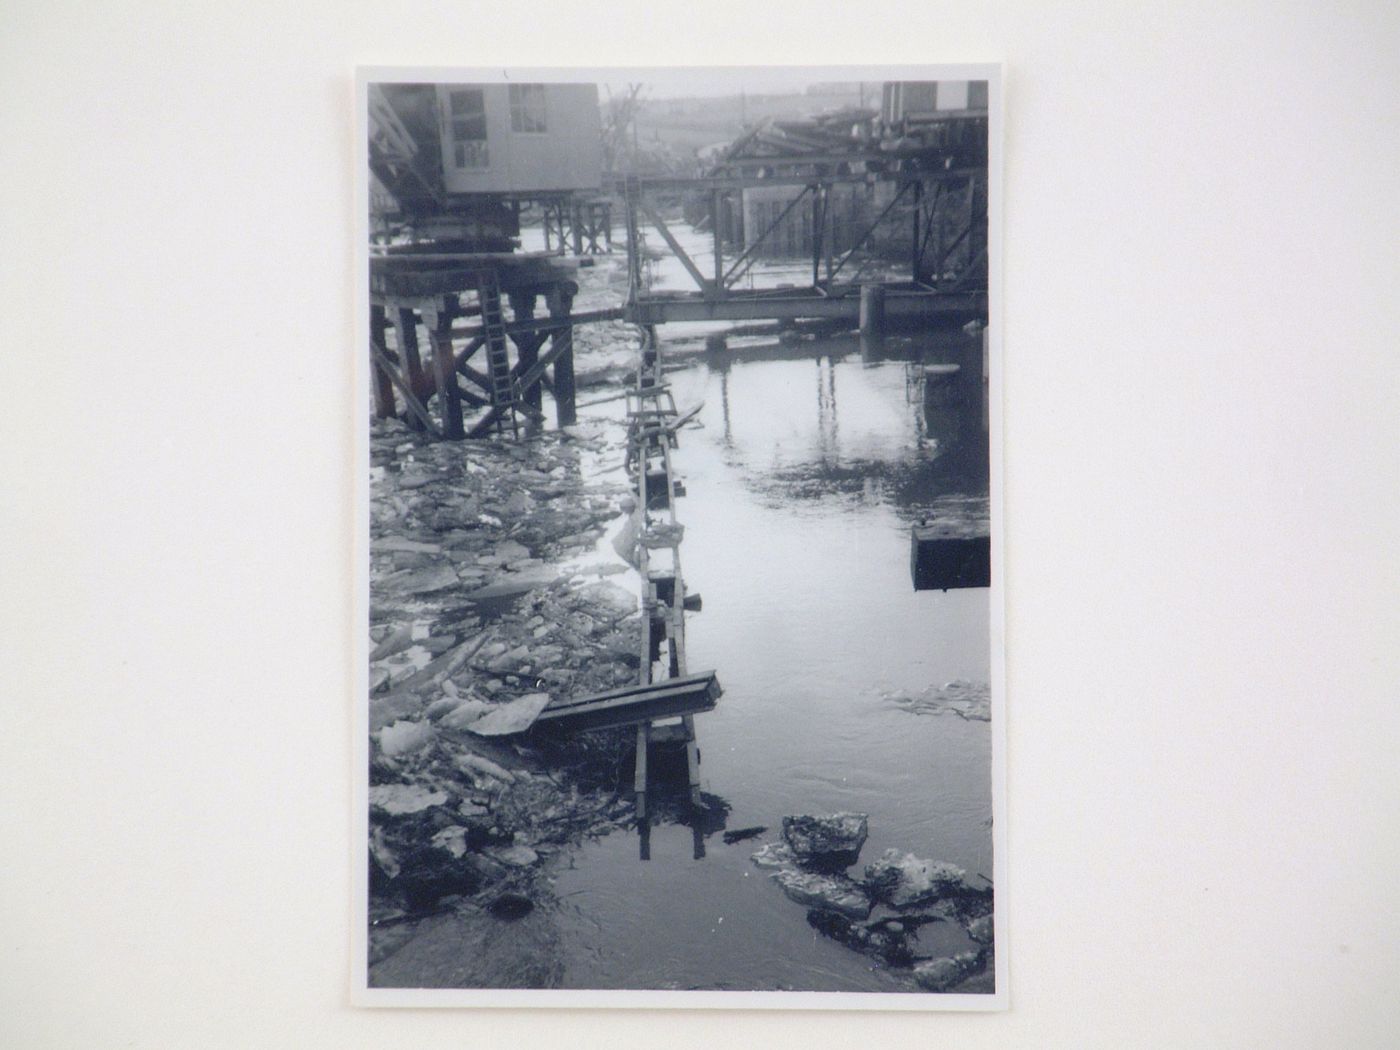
[570, 200, 584, 255]
[392, 307, 426, 432]
[911, 178, 924, 278]
[547, 281, 577, 427]
[634, 722, 649, 820]
[683, 714, 702, 807]
[860, 284, 886, 337]
[509, 291, 542, 414]
[711, 189, 722, 291]
[624, 176, 642, 304]
[369, 305, 396, 419]
[421, 302, 464, 440]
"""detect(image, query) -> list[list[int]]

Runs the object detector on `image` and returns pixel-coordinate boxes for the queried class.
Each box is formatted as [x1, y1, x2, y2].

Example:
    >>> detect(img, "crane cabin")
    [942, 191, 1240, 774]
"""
[369, 81, 603, 245]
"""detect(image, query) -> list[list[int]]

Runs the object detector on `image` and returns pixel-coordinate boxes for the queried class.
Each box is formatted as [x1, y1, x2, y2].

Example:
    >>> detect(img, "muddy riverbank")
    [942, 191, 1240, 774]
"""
[366, 255, 677, 979]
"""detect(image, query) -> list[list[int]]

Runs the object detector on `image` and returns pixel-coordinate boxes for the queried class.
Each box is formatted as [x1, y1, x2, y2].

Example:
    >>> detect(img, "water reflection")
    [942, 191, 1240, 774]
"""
[635, 786, 733, 863]
[681, 333, 988, 522]
[549, 267, 991, 992]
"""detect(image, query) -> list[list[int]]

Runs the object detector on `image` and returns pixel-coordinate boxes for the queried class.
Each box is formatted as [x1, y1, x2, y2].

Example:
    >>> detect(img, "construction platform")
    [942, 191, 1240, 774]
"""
[625, 284, 986, 327]
[368, 249, 602, 439]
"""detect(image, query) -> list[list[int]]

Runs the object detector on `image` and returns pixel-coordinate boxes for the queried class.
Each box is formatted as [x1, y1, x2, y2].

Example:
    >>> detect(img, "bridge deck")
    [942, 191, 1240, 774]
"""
[626, 287, 986, 326]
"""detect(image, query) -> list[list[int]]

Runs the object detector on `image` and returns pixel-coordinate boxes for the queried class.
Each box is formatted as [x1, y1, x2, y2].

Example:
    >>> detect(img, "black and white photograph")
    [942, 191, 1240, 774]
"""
[9, 3, 1400, 1046]
[357, 66, 1004, 1005]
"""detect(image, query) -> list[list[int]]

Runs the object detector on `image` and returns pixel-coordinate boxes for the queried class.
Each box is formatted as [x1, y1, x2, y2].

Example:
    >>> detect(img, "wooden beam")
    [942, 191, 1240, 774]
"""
[635, 723, 649, 820]
[369, 305, 396, 419]
[612, 166, 984, 194]
[536, 671, 722, 734]
[457, 358, 493, 394]
[421, 305, 464, 440]
[392, 308, 428, 433]
[640, 199, 712, 294]
[547, 285, 577, 427]
[368, 341, 440, 436]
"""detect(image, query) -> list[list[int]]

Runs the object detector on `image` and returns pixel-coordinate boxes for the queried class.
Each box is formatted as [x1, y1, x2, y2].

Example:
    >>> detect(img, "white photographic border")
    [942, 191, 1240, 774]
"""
[351, 63, 1006, 1012]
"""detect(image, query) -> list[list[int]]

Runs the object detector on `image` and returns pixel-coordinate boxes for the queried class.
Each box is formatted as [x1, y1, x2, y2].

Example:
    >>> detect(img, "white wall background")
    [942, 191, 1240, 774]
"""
[2, 1, 1397, 1046]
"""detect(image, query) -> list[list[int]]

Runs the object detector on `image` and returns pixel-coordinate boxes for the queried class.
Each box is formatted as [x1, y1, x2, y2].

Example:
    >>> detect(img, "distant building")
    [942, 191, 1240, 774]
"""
[880, 80, 989, 126]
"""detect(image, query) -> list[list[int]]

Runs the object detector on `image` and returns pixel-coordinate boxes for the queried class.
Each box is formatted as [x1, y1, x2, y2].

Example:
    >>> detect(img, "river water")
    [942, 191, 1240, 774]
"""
[555, 345, 990, 992]
[516, 220, 993, 992]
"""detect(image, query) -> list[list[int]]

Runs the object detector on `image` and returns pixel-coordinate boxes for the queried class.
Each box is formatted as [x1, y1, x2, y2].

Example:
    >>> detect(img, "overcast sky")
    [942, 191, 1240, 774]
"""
[402, 65, 976, 100]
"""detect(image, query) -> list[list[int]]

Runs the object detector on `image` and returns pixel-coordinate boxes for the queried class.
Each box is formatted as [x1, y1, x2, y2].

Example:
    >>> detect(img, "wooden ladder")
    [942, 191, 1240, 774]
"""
[477, 270, 518, 437]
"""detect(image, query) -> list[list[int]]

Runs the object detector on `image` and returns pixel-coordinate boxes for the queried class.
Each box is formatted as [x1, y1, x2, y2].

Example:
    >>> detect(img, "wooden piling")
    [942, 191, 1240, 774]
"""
[392, 308, 427, 432]
[369, 305, 396, 420]
[547, 282, 577, 426]
[423, 305, 464, 440]
[508, 291, 542, 414]
[683, 714, 701, 806]
[634, 722, 649, 819]
[910, 179, 924, 277]
[859, 284, 886, 336]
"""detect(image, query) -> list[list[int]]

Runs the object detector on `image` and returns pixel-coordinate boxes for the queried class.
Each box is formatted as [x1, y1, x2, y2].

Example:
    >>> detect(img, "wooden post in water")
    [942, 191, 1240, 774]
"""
[683, 714, 702, 806]
[392, 307, 427, 432]
[634, 722, 649, 820]
[509, 291, 542, 414]
[369, 305, 396, 420]
[860, 284, 886, 337]
[547, 282, 577, 426]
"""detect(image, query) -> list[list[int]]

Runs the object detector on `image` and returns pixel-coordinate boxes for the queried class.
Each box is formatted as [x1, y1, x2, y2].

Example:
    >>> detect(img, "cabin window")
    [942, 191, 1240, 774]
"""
[446, 88, 489, 168]
[904, 82, 939, 114]
[968, 80, 989, 109]
[509, 84, 548, 133]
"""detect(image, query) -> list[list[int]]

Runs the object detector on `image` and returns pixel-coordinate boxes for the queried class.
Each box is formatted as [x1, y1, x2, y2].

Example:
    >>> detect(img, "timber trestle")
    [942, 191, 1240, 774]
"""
[369, 250, 602, 439]
[627, 330, 712, 820]
[535, 326, 720, 831]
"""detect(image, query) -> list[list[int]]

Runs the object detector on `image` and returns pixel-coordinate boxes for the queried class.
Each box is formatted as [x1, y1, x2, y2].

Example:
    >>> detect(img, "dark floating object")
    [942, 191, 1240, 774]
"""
[911, 522, 991, 591]
[487, 893, 534, 921]
[722, 825, 768, 844]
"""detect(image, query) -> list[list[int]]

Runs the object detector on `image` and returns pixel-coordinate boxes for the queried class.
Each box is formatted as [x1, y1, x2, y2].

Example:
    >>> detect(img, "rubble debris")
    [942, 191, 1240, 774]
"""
[967, 915, 993, 945]
[770, 869, 872, 919]
[369, 783, 450, 816]
[464, 692, 552, 736]
[781, 813, 869, 869]
[377, 719, 435, 757]
[912, 949, 988, 992]
[804, 910, 935, 967]
[750, 842, 796, 869]
[863, 849, 970, 909]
